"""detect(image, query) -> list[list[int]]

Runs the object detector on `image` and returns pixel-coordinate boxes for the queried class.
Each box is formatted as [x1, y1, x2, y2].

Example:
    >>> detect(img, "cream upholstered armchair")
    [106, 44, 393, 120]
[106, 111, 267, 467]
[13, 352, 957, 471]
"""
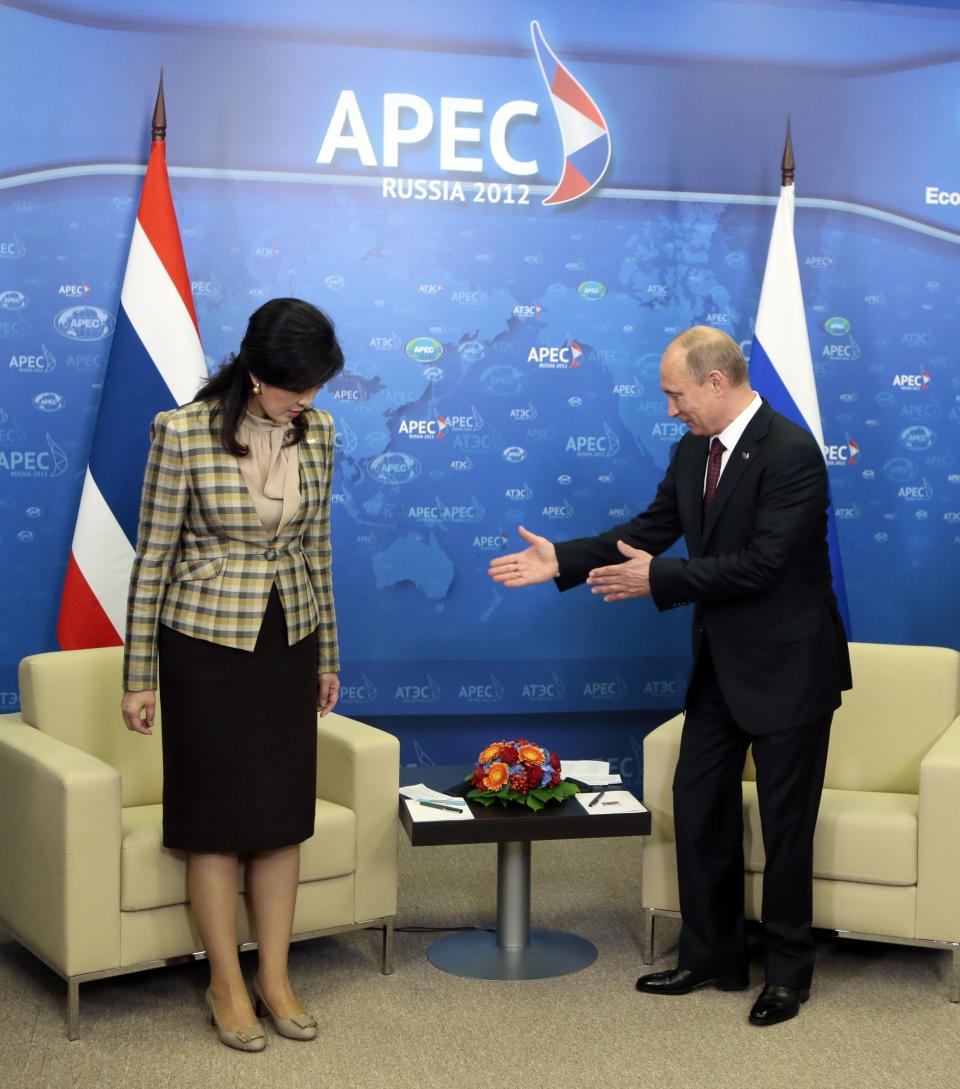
[640, 641, 960, 1000]
[0, 646, 399, 1038]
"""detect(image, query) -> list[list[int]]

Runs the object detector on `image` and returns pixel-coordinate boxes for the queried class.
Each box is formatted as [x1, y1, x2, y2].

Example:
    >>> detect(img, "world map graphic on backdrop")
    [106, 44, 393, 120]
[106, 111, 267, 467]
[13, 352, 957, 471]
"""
[181, 182, 959, 712]
[3, 170, 959, 715]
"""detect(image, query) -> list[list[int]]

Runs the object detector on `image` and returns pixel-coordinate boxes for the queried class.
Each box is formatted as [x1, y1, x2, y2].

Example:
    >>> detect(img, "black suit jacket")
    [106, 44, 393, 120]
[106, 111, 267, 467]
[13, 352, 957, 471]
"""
[554, 400, 851, 734]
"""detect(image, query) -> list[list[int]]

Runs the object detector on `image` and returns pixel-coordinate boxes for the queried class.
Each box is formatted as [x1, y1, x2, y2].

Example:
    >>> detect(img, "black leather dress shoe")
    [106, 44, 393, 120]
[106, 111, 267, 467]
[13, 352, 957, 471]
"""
[748, 984, 810, 1025]
[636, 967, 749, 995]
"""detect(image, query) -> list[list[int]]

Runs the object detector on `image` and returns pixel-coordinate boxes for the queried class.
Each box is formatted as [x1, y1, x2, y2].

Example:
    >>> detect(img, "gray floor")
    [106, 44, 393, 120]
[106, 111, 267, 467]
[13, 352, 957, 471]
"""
[1, 835, 958, 1088]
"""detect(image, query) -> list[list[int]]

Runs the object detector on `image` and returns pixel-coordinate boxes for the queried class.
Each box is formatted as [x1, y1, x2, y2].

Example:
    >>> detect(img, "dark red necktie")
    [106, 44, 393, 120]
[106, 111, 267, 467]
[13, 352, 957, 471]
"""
[702, 437, 725, 515]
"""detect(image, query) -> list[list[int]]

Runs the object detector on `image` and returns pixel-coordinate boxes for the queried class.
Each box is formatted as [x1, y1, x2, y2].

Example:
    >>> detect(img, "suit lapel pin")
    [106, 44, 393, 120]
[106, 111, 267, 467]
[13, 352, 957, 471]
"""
[742, 451, 750, 460]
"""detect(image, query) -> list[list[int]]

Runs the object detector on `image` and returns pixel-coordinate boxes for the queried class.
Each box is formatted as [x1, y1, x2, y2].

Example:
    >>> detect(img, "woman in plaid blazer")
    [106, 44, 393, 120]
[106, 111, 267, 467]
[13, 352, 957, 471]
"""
[121, 298, 344, 1050]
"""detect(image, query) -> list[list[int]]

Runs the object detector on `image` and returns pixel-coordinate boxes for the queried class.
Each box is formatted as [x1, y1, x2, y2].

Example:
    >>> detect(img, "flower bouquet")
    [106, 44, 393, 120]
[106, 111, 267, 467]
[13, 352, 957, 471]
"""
[466, 739, 580, 811]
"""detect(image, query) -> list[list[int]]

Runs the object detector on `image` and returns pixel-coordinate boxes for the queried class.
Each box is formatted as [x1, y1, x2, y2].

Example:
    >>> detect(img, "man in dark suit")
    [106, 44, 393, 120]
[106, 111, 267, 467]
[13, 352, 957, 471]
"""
[489, 325, 851, 1025]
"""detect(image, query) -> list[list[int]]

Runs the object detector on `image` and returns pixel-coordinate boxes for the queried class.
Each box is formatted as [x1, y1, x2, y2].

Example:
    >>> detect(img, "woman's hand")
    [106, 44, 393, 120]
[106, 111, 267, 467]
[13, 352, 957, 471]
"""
[122, 690, 156, 734]
[317, 672, 340, 716]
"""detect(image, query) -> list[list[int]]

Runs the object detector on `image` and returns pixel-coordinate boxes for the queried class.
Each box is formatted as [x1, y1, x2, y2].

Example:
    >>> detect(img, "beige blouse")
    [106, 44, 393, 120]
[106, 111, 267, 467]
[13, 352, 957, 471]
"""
[236, 411, 300, 538]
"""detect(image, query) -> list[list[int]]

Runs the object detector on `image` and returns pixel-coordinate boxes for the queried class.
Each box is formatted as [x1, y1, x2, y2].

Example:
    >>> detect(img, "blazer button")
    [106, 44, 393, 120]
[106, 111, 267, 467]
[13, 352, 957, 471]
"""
[264, 548, 278, 561]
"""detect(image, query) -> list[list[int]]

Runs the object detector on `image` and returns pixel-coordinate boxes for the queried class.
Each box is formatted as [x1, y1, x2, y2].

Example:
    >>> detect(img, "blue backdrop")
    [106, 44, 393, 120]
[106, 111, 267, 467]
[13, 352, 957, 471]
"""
[2, 0, 960, 777]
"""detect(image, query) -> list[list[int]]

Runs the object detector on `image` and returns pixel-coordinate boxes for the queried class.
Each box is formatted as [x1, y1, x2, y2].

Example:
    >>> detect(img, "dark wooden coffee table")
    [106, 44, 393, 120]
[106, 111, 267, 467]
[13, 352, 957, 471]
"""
[399, 765, 650, 980]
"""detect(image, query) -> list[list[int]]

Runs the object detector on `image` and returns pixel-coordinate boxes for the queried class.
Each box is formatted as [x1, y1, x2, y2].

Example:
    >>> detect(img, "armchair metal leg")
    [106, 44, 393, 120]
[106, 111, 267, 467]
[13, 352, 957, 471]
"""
[950, 946, 959, 1003]
[381, 918, 395, 974]
[67, 978, 80, 1041]
[642, 909, 655, 965]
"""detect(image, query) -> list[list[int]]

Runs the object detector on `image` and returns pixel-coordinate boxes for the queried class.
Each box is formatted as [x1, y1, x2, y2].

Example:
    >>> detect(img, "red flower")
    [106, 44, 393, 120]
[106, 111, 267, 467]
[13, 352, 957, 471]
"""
[526, 765, 544, 788]
[549, 751, 561, 770]
[499, 745, 519, 766]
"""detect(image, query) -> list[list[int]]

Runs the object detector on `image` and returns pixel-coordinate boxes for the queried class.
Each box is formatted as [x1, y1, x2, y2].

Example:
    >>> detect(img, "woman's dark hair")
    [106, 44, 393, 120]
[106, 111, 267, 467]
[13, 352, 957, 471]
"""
[197, 298, 345, 455]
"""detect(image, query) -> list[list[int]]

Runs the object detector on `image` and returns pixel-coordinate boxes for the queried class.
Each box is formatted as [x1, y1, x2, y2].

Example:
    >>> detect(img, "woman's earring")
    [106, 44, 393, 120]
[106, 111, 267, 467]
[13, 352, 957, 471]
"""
[252, 381, 261, 394]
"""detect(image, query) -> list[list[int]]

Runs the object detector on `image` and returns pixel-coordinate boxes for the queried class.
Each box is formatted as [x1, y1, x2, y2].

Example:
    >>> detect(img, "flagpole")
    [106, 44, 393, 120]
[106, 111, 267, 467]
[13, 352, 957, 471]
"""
[57, 73, 205, 650]
[748, 118, 852, 636]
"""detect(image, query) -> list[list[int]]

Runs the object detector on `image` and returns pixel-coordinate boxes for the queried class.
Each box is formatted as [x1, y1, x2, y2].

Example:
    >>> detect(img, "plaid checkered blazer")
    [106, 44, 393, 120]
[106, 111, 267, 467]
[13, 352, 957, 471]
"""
[123, 400, 338, 691]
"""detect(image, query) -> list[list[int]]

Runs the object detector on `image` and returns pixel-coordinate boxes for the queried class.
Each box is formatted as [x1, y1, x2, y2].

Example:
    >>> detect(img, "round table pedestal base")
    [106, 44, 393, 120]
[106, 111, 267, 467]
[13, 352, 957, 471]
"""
[427, 928, 598, 980]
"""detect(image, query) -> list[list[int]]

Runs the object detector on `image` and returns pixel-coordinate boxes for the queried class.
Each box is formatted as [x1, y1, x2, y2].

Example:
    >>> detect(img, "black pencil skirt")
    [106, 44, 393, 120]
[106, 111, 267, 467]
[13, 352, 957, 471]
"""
[158, 586, 319, 853]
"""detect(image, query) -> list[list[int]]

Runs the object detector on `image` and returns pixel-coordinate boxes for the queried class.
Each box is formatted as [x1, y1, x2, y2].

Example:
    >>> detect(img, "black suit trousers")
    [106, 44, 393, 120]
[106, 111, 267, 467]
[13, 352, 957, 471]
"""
[673, 647, 832, 990]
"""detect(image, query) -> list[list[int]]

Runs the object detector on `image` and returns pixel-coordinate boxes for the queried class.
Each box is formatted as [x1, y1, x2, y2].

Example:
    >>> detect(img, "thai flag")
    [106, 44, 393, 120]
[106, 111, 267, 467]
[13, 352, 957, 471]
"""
[531, 21, 611, 206]
[57, 104, 205, 649]
[749, 182, 852, 635]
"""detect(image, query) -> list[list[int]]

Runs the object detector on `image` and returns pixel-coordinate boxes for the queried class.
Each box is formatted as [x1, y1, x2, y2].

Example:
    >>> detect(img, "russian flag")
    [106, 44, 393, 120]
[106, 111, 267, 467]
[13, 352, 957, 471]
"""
[748, 179, 852, 636]
[57, 82, 205, 649]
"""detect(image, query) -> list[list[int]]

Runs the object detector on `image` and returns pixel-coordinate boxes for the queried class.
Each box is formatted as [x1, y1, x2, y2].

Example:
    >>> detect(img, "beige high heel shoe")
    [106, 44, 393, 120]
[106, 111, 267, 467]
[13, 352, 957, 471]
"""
[252, 978, 318, 1041]
[204, 988, 266, 1052]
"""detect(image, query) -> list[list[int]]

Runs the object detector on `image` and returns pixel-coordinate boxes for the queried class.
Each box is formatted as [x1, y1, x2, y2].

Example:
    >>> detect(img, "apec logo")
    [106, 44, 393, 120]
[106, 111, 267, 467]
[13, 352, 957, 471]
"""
[407, 497, 485, 523]
[821, 338, 861, 360]
[0, 433, 67, 477]
[458, 675, 505, 704]
[9, 345, 56, 373]
[0, 290, 27, 310]
[521, 674, 567, 703]
[529, 341, 582, 369]
[899, 425, 935, 452]
[509, 404, 538, 421]
[834, 503, 861, 520]
[54, 306, 115, 342]
[505, 483, 533, 500]
[565, 423, 620, 458]
[317, 21, 611, 208]
[804, 255, 835, 270]
[405, 337, 444, 362]
[191, 276, 223, 300]
[898, 479, 934, 502]
[398, 417, 447, 439]
[893, 371, 930, 391]
[394, 676, 442, 706]
[333, 383, 369, 403]
[473, 533, 508, 551]
[370, 333, 402, 351]
[0, 235, 26, 259]
[502, 445, 527, 463]
[542, 499, 574, 519]
[443, 408, 485, 433]
[612, 379, 644, 398]
[339, 675, 378, 704]
[479, 364, 527, 397]
[578, 281, 606, 300]
[823, 439, 860, 466]
[513, 303, 543, 318]
[33, 392, 64, 412]
[57, 283, 89, 298]
[583, 672, 629, 700]
[824, 316, 851, 336]
[368, 451, 421, 485]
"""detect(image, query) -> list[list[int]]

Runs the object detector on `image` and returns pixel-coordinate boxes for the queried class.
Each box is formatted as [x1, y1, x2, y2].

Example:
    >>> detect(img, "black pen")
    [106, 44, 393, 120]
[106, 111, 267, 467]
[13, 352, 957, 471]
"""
[418, 799, 463, 813]
[588, 792, 603, 807]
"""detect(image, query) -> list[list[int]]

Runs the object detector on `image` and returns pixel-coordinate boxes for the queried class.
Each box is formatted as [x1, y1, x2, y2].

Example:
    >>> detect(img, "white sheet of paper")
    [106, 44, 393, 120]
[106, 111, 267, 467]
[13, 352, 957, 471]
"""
[399, 783, 464, 803]
[563, 760, 623, 787]
[403, 796, 474, 822]
[575, 790, 647, 815]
